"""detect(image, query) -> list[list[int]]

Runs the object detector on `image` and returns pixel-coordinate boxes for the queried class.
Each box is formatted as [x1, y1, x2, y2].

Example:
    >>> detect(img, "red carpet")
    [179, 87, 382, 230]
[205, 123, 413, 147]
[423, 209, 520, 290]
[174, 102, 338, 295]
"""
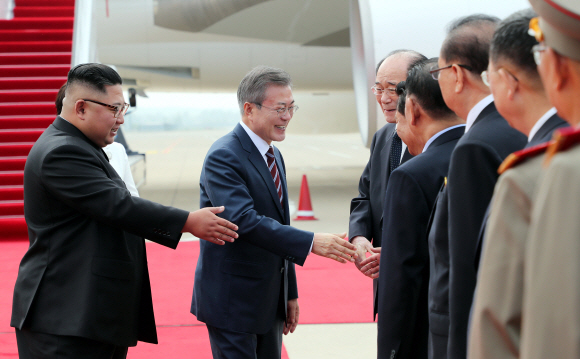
[1, 240, 372, 357]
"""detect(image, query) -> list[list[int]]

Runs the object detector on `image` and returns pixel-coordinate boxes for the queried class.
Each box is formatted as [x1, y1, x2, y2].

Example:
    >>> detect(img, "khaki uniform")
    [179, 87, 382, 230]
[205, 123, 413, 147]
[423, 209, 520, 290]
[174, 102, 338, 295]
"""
[520, 142, 580, 358]
[469, 146, 548, 359]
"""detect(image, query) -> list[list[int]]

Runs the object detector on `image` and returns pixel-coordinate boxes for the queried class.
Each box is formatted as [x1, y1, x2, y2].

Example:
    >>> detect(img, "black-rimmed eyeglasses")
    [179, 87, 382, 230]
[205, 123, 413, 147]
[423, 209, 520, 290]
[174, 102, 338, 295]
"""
[429, 64, 473, 80]
[82, 99, 129, 118]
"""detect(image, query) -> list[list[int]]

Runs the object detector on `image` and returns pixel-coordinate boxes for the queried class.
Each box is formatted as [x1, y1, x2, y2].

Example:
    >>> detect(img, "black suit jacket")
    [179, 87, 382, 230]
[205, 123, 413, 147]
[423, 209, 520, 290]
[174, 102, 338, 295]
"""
[447, 103, 527, 359]
[348, 123, 412, 315]
[11, 117, 189, 347]
[377, 126, 464, 359]
[191, 124, 313, 334]
[527, 113, 568, 147]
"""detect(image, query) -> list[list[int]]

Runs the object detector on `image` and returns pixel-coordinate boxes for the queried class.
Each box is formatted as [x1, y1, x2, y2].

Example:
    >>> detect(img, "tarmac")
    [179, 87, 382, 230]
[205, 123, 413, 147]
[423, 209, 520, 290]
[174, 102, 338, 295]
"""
[126, 128, 377, 359]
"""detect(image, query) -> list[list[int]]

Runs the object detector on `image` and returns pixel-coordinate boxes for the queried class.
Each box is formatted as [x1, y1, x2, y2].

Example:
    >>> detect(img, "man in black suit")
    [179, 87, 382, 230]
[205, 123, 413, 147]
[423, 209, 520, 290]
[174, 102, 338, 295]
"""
[191, 66, 357, 359]
[374, 58, 465, 359]
[473, 8, 568, 272]
[11, 63, 239, 359]
[429, 15, 528, 359]
[348, 49, 426, 316]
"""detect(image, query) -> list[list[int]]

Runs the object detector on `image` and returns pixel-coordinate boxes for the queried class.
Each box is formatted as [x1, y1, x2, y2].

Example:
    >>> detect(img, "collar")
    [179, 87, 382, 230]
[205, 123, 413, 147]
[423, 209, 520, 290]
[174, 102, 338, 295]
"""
[528, 107, 558, 142]
[465, 94, 494, 133]
[239, 120, 271, 162]
[422, 124, 466, 153]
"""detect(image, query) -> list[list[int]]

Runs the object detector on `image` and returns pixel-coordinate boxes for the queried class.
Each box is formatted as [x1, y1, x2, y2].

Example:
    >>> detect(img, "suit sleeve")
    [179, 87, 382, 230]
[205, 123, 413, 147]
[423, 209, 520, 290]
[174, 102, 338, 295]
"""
[468, 170, 530, 359]
[348, 131, 378, 241]
[447, 141, 502, 358]
[202, 147, 313, 266]
[40, 144, 188, 249]
[377, 168, 430, 358]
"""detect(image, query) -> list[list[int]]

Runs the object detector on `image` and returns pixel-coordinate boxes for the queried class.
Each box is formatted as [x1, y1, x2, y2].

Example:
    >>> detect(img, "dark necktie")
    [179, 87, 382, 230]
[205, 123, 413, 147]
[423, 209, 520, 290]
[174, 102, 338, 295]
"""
[389, 132, 402, 173]
[266, 147, 283, 204]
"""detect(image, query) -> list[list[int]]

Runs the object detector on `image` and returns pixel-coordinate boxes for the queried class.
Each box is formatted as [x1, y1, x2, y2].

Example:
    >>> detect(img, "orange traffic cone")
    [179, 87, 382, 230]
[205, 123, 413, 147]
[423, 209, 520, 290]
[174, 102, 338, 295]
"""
[294, 174, 317, 221]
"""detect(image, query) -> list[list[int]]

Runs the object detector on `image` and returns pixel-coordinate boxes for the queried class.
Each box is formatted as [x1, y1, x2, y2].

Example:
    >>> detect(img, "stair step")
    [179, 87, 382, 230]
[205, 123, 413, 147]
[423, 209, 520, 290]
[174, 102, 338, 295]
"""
[0, 76, 67, 90]
[0, 29, 73, 42]
[0, 142, 34, 156]
[0, 156, 27, 171]
[0, 17, 74, 30]
[0, 171, 24, 185]
[0, 52, 71, 65]
[0, 41, 72, 53]
[0, 115, 54, 129]
[0, 102, 57, 116]
[16, 0, 75, 6]
[0, 185, 24, 200]
[0, 200, 24, 216]
[0, 90, 59, 103]
[14, 6, 74, 18]
[0, 129, 44, 142]
[0, 215, 27, 240]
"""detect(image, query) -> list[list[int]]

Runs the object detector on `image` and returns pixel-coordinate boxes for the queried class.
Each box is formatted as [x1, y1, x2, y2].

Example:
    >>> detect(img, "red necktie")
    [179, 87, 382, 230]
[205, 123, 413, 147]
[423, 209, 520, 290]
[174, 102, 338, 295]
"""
[266, 147, 283, 204]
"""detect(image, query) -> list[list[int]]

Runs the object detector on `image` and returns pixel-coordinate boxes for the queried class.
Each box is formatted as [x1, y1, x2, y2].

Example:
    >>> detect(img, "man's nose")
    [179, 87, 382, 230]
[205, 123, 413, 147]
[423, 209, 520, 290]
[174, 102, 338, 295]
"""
[381, 92, 392, 104]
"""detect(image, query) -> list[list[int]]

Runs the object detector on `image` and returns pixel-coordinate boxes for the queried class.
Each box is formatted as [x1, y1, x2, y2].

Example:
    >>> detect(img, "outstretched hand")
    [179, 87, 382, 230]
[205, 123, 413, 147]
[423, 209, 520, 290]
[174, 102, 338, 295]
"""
[183, 206, 238, 245]
[359, 247, 381, 278]
[312, 232, 358, 264]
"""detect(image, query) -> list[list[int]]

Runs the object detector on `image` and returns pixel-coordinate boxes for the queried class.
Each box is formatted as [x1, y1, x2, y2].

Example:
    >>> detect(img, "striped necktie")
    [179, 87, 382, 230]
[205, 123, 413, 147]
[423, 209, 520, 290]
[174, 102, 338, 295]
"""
[266, 147, 283, 204]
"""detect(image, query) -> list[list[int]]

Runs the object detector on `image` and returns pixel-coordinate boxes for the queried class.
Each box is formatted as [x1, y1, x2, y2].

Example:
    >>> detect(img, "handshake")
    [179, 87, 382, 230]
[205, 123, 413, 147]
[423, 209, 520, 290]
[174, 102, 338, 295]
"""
[184, 206, 358, 264]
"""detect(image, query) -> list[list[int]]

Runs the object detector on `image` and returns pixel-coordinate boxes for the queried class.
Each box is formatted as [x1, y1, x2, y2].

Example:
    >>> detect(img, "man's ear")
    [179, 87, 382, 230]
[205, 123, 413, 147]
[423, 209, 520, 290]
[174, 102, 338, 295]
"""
[406, 97, 420, 127]
[452, 64, 465, 94]
[498, 68, 519, 101]
[553, 50, 570, 92]
[75, 99, 86, 120]
[243, 102, 254, 118]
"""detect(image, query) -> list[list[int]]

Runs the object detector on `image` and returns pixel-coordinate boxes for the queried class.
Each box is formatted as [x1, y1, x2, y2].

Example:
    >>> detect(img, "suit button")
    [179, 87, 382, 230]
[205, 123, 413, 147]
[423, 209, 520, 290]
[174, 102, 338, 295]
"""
[280, 267, 284, 273]
[390, 349, 396, 359]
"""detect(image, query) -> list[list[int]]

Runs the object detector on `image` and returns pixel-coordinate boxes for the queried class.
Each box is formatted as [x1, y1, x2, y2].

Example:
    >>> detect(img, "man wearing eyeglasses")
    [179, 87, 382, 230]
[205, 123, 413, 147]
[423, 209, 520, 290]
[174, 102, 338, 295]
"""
[427, 14, 527, 359]
[513, 1, 580, 358]
[468, 9, 569, 359]
[191, 65, 357, 359]
[10, 63, 240, 359]
[348, 49, 426, 318]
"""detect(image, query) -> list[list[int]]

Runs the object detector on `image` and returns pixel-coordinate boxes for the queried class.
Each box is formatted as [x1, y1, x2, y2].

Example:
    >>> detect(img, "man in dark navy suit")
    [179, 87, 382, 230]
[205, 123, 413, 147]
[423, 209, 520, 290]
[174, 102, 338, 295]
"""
[191, 66, 357, 359]
[372, 58, 465, 359]
[348, 49, 426, 317]
[474, 8, 568, 272]
[429, 14, 528, 359]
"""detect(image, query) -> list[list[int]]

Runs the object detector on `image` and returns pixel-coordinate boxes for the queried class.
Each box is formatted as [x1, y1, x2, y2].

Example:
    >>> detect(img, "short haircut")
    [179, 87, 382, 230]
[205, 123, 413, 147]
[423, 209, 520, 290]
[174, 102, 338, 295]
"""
[66, 63, 122, 94]
[490, 9, 539, 79]
[55, 83, 67, 115]
[441, 14, 500, 75]
[376, 49, 428, 74]
[237, 66, 292, 115]
[396, 81, 406, 115]
[406, 58, 455, 119]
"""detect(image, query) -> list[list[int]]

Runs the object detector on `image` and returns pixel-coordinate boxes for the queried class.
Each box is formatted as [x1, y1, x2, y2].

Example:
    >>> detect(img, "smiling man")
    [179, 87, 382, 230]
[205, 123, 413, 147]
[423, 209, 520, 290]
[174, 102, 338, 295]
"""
[11, 63, 239, 359]
[348, 49, 425, 318]
[192, 66, 357, 359]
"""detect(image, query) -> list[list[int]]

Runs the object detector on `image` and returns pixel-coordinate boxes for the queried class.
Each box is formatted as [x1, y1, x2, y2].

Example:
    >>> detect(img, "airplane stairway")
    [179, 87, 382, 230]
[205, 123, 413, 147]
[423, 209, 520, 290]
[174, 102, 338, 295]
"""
[0, 0, 74, 241]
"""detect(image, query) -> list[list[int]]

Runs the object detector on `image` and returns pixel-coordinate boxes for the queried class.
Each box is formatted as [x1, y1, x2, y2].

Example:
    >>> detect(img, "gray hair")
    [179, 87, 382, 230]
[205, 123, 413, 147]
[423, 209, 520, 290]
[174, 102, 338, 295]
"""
[237, 66, 292, 115]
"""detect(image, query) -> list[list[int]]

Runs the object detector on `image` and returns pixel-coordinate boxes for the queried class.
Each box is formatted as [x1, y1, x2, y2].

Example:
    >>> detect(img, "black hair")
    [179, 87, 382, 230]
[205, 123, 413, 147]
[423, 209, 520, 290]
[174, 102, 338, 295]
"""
[55, 83, 66, 115]
[396, 81, 406, 115]
[66, 63, 123, 94]
[441, 14, 500, 75]
[490, 9, 539, 79]
[405, 58, 455, 119]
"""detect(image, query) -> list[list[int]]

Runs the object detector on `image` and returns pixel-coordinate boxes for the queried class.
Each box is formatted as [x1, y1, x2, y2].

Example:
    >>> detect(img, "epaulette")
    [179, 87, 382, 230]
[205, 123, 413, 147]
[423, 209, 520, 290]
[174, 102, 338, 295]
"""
[498, 141, 551, 174]
[544, 126, 580, 166]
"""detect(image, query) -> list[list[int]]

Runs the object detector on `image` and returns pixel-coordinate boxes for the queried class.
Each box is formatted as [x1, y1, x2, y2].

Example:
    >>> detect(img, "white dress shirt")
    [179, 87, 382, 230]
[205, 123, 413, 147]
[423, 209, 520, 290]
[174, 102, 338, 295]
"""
[422, 124, 466, 153]
[528, 107, 558, 143]
[465, 95, 494, 133]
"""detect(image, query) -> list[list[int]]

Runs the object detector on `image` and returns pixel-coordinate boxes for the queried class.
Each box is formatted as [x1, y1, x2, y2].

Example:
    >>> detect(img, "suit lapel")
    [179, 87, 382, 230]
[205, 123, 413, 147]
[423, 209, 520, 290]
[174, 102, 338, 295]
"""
[234, 124, 285, 219]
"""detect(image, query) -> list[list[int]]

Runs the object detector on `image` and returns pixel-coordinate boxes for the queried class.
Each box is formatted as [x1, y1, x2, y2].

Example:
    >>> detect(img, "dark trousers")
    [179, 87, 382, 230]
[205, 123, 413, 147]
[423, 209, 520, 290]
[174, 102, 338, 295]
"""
[206, 315, 285, 359]
[15, 328, 128, 359]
